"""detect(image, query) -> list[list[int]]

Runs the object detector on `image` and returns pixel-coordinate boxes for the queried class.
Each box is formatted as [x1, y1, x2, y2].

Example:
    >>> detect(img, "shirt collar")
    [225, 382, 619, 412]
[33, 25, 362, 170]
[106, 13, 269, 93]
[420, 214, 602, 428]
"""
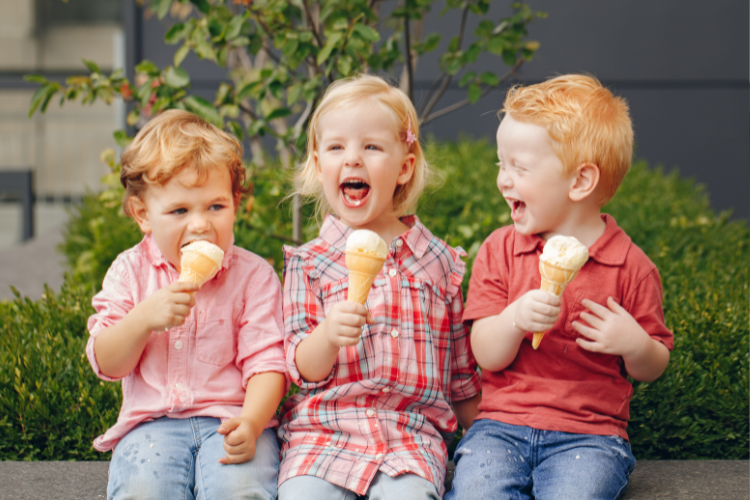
[512, 214, 631, 266]
[139, 233, 236, 272]
[320, 214, 433, 260]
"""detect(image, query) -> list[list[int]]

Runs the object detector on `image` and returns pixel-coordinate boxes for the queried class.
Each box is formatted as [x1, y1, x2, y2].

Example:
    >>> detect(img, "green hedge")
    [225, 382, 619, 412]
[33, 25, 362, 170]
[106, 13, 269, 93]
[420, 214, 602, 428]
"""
[1, 138, 747, 460]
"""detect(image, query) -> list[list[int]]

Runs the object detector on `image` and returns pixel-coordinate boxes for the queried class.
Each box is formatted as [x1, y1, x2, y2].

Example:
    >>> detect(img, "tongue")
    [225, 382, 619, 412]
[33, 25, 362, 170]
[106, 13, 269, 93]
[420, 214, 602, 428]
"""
[511, 201, 526, 222]
[344, 185, 369, 201]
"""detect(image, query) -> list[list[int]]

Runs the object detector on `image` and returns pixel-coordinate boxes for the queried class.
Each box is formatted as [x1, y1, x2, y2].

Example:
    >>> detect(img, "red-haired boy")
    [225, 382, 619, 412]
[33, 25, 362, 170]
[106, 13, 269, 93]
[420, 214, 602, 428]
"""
[446, 75, 673, 500]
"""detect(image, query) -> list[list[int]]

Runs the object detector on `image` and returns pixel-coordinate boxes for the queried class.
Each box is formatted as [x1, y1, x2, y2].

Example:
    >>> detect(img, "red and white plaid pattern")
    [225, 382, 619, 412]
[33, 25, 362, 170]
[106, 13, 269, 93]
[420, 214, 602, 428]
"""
[279, 215, 480, 496]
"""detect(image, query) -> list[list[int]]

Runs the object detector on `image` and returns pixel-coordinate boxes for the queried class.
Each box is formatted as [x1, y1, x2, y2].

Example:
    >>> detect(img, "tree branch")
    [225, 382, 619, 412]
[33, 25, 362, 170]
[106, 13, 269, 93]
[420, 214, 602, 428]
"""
[418, 5, 469, 121]
[403, 13, 414, 102]
[301, 0, 324, 49]
[418, 73, 447, 116]
[422, 59, 524, 125]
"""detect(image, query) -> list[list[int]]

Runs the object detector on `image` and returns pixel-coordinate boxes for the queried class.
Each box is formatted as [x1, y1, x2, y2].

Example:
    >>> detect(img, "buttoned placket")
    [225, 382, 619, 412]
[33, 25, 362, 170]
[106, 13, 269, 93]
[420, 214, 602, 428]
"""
[167, 268, 191, 413]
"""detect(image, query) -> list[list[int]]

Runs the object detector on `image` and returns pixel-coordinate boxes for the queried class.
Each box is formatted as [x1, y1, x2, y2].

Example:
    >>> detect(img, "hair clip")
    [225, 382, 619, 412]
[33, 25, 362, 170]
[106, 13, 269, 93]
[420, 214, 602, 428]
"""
[406, 116, 417, 146]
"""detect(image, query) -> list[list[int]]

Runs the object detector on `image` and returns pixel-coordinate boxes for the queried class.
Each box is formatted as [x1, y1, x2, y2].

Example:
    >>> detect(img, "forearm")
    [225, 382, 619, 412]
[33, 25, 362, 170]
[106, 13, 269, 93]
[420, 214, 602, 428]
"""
[294, 320, 341, 382]
[470, 305, 526, 372]
[623, 336, 670, 382]
[452, 392, 481, 430]
[93, 304, 153, 379]
[240, 372, 287, 436]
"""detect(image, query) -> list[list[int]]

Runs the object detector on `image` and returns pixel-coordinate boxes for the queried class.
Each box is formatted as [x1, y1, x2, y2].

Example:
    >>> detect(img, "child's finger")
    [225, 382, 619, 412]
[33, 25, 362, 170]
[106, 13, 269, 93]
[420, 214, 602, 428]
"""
[340, 312, 367, 328]
[571, 320, 599, 341]
[217, 418, 242, 436]
[339, 326, 365, 339]
[576, 337, 603, 353]
[366, 312, 374, 324]
[578, 311, 604, 330]
[169, 281, 201, 293]
[606, 296, 625, 314]
[581, 299, 610, 319]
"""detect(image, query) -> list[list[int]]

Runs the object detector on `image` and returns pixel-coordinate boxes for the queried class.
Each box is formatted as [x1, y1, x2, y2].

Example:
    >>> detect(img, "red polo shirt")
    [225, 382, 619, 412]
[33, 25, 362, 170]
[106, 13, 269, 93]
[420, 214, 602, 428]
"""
[464, 214, 673, 439]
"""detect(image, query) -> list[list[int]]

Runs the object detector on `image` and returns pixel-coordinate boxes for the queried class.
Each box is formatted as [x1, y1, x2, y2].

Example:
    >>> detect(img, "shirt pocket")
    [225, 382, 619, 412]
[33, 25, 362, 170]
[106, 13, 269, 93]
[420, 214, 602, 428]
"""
[320, 278, 349, 315]
[563, 290, 621, 340]
[196, 306, 236, 366]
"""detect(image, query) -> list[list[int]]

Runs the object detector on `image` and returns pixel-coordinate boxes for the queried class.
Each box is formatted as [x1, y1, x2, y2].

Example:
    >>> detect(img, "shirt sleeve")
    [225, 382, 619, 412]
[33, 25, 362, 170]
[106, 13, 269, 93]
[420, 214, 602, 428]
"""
[237, 262, 291, 390]
[626, 267, 674, 351]
[448, 284, 482, 402]
[85, 257, 134, 382]
[282, 246, 335, 390]
[463, 233, 510, 323]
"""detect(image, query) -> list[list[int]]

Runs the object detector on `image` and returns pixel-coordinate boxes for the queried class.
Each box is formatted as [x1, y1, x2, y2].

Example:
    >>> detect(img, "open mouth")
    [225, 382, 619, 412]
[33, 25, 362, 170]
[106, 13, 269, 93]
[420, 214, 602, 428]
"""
[509, 199, 526, 222]
[340, 179, 371, 208]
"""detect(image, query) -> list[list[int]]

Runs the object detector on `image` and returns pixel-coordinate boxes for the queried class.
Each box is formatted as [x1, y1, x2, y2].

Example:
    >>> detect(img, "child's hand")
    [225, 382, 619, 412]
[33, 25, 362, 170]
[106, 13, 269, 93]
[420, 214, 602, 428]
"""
[217, 417, 260, 464]
[136, 281, 199, 332]
[325, 301, 374, 347]
[512, 290, 562, 333]
[572, 297, 649, 358]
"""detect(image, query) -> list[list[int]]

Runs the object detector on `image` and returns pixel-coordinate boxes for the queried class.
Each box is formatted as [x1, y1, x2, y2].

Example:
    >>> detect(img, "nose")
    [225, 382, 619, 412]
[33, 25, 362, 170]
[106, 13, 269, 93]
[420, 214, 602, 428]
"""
[497, 166, 512, 191]
[187, 212, 211, 234]
[344, 150, 362, 168]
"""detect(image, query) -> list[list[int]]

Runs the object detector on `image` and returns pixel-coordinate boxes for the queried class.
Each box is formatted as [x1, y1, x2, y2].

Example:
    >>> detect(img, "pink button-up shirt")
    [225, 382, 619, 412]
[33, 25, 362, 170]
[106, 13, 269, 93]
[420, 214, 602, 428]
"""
[86, 234, 288, 451]
[279, 215, 480, 496]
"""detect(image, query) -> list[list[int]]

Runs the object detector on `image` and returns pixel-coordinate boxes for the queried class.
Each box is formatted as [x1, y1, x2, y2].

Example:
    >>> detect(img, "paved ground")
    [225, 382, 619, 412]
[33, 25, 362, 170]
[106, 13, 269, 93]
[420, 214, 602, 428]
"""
[0, 460, 746, 499]
[0, 225, 65, 301]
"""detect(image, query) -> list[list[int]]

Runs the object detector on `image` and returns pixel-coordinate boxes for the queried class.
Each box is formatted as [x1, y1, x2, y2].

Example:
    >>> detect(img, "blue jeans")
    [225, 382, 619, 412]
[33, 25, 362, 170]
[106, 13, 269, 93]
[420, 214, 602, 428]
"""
[107, 416, 280, 500]
[278, 472, 440, 500]
[446, 419, 636, 500]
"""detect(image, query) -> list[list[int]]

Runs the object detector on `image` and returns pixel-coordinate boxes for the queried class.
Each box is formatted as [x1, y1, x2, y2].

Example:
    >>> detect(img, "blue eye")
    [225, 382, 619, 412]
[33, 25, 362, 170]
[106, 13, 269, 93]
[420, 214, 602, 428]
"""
[172, 208, 187, 215]
[365, 145, 379, 151]
[209, 204, 225, 211]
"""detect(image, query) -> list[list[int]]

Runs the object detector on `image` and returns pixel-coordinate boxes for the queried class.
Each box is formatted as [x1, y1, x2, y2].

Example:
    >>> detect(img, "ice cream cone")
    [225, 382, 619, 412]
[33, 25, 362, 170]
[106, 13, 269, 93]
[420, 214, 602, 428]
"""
[532, 262, 580, 349]
[345, 252, 386, 305]
[179, 241, 224, 289]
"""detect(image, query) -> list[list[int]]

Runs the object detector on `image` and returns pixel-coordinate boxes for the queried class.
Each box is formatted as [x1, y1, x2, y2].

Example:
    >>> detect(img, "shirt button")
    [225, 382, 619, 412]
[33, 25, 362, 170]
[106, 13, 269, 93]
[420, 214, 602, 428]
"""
[366, 409, 375, 417]
[174, 383, 183, 389]
[388, 268, 397, 278]
[376, 453, 384, 459]
[395, 239, 403, 247]
[175, 340, 183, 350]
[391, 329, 399, 338]
[382, 387, 390, 393]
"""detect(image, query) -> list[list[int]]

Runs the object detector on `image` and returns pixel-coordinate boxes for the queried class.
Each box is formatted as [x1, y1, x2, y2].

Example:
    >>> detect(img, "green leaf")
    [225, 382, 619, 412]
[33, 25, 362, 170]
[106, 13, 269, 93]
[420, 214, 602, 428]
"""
[352, 24, 380, 42]
[283, 38, 299, 59]
[468, 83, 482, 104]
[417, 33, 441, 55]
[189, 0, 210, 14]
[502, 47, 516, 67]
[265, 108, 292, 121]
[184, 95, 222, 127]
[135, 60, 160, 76]
[165, 23, 189, 44]
[174, 45, 190, 67]
[480, 72, 499, 87]
[155, 0, 171, 20]
[237, 80, 262, 101]
[24, 74, 47, 84]
[316, 33, 342, 66]
[112, 130, 134, 148]
[227, 121, 244, 141]
[28, 83, 59, 118]
[287, 83, 303, 105]
[459, 71, 476, 87]
[226, 15, 244, 40]
[165, 67, 190, 88]
[336, 55, 352, 76]
[82, 59, 101, 74]
[127, 108, 140, 126]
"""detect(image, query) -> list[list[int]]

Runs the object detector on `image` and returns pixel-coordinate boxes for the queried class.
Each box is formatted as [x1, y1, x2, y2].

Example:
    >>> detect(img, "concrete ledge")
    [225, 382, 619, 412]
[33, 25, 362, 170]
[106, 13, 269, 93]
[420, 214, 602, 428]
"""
[0, 460, 747, 499]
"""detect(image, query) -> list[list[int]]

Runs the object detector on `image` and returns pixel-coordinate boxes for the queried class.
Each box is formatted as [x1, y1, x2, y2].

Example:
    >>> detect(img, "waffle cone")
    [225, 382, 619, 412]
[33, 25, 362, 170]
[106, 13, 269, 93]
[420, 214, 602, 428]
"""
[345, 251, 386, 305]
[532, 261, 580, 350]
[179, 251, 221, 288]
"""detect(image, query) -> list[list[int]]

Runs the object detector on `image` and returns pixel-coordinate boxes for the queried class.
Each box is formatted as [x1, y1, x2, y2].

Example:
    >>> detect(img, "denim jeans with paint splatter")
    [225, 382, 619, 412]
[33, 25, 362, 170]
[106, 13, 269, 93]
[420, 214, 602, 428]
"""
[445, 419, 636, 500]
[107, 416, 280, 500]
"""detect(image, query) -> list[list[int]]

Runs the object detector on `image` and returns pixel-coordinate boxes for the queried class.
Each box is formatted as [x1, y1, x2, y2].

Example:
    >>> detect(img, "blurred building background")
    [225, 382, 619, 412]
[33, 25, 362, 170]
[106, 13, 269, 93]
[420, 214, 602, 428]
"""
[0, 0, 748, 251]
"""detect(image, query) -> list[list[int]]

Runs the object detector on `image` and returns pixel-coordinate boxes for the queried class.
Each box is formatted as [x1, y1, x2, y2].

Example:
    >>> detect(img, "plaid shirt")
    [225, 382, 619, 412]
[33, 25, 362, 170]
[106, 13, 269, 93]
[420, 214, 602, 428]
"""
[279, 215, 480, 496]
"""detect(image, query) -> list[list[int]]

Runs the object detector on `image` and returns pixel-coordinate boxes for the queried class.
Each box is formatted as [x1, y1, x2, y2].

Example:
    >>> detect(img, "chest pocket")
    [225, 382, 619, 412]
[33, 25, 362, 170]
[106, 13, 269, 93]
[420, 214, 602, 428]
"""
[563, 290, 621, 340]
[320, 279, 349, 316]
[406, 278, 451, 341]
[196, 306, 236, 366]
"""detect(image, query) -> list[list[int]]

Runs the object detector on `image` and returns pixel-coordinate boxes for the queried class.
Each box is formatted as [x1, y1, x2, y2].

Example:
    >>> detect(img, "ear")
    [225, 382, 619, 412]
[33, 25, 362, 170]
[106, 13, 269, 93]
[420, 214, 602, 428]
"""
[128, 196, 152, 234]
[569, 162, 600, 202]
[397, 153, 416, 186]
[313, 151, 323, 182]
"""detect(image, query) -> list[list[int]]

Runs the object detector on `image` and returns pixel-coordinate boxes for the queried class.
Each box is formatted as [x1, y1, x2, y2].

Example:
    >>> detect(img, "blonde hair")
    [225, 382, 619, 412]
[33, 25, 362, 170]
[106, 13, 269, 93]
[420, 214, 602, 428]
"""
[502, 74, 633, 204]
[120, 109, 249, 217]
[296, 74, 430, 219]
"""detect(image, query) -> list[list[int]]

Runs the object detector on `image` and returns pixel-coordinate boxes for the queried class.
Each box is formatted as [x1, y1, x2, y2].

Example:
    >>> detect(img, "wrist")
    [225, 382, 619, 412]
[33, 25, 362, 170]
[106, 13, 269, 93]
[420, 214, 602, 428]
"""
[317, 319, 344, 352]
[239, 414, 264, 439]
[622, 327, 650, 361]
[127, 302, 157, 336]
